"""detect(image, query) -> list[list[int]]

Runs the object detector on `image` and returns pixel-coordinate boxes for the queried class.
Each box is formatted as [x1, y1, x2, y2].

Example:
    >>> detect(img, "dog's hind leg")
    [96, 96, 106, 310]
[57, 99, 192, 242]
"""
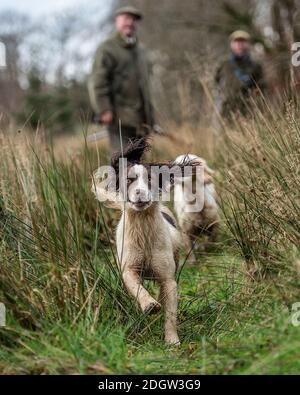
[208, 222, 218, 243]
[122, 269, 161, 314]
[201, 222, 219, 251]
[159, 278, 180, 345]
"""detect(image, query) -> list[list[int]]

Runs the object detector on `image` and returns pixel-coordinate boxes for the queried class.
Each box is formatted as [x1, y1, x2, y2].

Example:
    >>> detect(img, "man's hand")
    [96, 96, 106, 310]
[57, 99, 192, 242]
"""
[100, 111, 113, 124]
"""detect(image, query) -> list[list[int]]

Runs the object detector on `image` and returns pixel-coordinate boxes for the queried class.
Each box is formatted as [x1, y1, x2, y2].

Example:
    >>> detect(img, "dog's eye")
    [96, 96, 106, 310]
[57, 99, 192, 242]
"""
[127, 177, 136, 185]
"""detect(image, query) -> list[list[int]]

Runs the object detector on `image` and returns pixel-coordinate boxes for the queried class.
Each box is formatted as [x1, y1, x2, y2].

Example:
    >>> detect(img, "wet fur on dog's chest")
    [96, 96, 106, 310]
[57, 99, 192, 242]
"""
[117, 204, 179, 276]
[124, 207, 165, 247]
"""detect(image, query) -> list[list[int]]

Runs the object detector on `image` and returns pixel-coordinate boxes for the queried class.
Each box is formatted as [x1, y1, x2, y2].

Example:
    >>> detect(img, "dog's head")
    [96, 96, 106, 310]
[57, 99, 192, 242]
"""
[110, 138, 157, 211]
[173, 154, 214, 185]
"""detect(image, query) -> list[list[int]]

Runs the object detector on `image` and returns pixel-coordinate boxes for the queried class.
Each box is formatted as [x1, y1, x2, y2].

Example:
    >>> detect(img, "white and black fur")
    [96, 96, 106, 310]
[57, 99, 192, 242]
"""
[92, 138, 185, 344]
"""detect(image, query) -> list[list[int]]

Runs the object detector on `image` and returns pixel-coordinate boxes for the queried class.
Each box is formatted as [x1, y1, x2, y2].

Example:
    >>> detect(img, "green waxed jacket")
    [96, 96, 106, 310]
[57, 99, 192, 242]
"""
[215, 53, 265, 117]
[88, 32, 154, 128]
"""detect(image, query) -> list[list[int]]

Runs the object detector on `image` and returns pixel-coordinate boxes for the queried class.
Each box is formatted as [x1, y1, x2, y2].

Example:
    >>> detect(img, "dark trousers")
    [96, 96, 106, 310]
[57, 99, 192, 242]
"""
[108, 124, 142, 153]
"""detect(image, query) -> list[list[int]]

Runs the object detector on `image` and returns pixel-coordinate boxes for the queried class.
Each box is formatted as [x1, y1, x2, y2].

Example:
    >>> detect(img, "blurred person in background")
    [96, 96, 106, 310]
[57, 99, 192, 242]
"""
[215, 30, 265, 121]
[89, 6, 155, 152]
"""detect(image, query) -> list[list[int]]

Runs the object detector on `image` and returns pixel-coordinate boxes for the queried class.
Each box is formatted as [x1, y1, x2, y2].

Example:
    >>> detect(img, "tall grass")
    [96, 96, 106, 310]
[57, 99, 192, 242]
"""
[0, 131, 139, 332]
[218, 100, 300, 275]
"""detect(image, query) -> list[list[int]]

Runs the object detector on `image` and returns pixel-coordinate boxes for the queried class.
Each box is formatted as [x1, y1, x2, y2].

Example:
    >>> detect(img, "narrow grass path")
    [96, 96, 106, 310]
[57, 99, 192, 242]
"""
[1, 252, 298, 375]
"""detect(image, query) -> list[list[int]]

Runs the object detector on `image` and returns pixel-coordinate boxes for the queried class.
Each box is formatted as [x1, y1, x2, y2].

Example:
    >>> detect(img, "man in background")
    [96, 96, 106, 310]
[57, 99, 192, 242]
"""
[215, 30, 265, 120]
[89, 6, 155, 152]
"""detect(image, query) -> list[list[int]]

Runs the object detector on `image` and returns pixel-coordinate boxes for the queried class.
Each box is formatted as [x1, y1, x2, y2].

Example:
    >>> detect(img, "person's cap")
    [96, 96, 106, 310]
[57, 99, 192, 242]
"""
[229, 30, 251, 41]
[114, 6, 143, 20]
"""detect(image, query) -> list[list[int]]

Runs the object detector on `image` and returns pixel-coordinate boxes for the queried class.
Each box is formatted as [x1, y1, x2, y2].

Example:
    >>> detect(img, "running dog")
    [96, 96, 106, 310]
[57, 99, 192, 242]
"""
[92, 138, 197, 345]
[173, 154, 219, 263]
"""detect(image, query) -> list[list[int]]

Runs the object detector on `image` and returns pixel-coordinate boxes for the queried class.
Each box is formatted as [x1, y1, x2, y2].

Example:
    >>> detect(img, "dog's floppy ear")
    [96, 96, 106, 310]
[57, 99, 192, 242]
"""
[200, 160, 214, 185]
[189, 158, 215, 185]
[190, 158, 214, 175]
[91, 168, 121, 210]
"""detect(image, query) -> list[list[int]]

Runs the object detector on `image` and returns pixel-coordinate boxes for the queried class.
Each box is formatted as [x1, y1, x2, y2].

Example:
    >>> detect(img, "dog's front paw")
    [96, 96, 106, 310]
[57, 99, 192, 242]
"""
[142, 301, 161, 315]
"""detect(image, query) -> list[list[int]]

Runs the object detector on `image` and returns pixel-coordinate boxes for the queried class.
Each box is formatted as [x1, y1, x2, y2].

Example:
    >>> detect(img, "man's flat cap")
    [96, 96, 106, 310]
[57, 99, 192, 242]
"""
[229, 30, 251, 41]
[114, 6, 143, 20]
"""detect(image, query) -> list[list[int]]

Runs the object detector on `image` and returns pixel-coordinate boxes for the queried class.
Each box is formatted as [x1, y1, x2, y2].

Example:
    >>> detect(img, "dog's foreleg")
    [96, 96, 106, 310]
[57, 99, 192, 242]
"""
[160, 278, 180, 345]
[122, 269, 161, 314]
